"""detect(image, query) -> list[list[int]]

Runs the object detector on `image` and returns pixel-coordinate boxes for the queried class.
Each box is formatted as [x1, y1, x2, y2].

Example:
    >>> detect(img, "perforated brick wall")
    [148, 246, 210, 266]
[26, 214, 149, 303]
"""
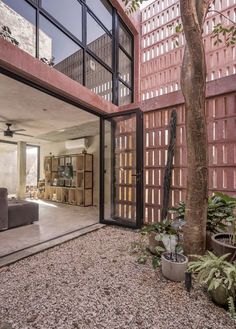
[140, 0, 236, 101]
[143, 91, 236, 223]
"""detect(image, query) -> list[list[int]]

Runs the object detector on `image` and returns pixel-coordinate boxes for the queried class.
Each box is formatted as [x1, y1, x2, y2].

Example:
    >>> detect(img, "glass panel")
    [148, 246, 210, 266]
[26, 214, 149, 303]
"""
[104, 120, 112, 220]
[104, 114, 137, 224]
[86, 0, 112, 32]
[26, 146, 38, 188]
[119, 23, 132, 56]
[0, 142, 17, 195]
[87, 13, 112, 67]
[85, 54, 112, 102]
[0, 0, 36, 57]
[39, 15, 83, 84]
[119, 82, 132, 106]
[119, 49, 132, 85]
[41, 0, 82, 40]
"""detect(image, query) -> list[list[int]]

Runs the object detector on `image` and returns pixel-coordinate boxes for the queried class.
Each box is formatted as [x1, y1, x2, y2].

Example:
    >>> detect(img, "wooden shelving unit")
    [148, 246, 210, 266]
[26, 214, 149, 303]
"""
[42, 153, 93, 207]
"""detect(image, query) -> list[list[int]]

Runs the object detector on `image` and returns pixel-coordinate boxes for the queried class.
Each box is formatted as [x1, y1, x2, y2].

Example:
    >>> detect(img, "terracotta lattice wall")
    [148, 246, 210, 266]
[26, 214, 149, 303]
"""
[143, 91, 236, 223]
[140, 0, 236, 101]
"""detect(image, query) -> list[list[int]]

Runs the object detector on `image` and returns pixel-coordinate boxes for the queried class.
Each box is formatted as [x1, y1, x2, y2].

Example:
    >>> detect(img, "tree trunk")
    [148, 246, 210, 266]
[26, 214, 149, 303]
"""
[180, 0, 212, 255]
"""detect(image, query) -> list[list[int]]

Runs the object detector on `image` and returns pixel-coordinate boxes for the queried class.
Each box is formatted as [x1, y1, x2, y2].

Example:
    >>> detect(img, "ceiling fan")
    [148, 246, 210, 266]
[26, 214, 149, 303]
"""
[0, 123, 34, 138]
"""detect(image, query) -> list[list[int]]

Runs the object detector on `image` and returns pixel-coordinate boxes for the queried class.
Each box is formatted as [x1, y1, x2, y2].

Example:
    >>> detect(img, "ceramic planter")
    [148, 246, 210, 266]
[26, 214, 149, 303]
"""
[161, 252, 188, 282]
[148, 232, 164, 254]
[211, 233, 236, 262]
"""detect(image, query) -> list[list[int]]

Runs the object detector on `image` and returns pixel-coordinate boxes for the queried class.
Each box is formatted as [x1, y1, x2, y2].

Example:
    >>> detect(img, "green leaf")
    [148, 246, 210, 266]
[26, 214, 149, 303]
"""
[155, 246, 165, 254]
[137, 254, 147, 264]
[152, 256, 161, 269]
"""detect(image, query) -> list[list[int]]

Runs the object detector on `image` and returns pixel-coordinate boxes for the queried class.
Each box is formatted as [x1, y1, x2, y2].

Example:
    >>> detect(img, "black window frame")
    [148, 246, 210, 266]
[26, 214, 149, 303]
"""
[3, 0, 134, 105]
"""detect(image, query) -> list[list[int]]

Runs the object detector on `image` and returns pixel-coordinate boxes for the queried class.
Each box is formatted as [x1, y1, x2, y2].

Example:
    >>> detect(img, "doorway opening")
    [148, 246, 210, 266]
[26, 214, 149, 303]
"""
[0, 70, 143, 262]
[0, 72, 100, 258]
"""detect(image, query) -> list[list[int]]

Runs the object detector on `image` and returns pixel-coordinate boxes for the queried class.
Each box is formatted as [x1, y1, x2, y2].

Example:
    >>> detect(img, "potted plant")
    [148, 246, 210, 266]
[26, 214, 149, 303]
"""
[211, 193, 236, 261]
[188, 252, 236, 317]
[161, 218, 188, 282]
[211, 195, 236, 262]
[169, 192, 236, 250]
[141, 219, 176, 254]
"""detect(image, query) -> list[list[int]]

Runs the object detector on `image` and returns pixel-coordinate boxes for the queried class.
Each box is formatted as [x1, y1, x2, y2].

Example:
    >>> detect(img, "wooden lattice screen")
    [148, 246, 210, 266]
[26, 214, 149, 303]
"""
[114, 115, 137, 223]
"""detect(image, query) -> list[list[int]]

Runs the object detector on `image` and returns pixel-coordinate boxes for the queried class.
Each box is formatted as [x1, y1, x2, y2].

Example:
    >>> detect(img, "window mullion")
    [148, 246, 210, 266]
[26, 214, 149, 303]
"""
[112, 9, 119, 105]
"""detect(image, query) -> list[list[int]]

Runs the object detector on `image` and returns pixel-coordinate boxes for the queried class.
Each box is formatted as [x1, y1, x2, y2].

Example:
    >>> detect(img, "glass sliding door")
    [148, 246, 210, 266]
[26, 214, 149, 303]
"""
[100, 109, 143, 228]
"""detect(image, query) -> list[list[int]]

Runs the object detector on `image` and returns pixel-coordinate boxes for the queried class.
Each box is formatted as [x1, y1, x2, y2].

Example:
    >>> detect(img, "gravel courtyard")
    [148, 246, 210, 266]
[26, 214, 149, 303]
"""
[0, 226, 235, 329]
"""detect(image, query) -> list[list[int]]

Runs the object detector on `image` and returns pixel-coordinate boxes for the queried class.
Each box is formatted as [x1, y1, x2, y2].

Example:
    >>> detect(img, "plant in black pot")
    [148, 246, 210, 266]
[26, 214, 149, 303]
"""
[211, 194, 236, 262]
[160, 218, 188, 282]
[188, 252, 236, 318]
[169, 192, 236, 251]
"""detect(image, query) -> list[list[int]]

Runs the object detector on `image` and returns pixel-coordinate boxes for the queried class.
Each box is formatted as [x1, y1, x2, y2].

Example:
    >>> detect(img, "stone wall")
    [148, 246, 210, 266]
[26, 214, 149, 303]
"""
[0, 1, 51, 59]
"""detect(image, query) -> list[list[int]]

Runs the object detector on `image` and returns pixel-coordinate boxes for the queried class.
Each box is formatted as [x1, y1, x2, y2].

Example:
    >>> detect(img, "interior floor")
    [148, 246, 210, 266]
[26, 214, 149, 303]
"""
[0, 200, 99, 258]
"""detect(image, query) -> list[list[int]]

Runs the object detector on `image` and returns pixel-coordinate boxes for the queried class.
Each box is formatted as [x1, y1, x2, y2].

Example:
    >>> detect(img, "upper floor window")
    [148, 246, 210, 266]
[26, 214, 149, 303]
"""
[41, 0, 82, 41]
[0, 0, 134, 105]
[86, 0, 112, 32]
[87, 12, 112, 67]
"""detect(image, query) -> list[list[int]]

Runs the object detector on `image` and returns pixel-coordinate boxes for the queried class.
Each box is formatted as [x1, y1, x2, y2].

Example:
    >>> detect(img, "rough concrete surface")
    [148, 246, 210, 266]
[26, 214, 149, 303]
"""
[0, 226, 234, 329]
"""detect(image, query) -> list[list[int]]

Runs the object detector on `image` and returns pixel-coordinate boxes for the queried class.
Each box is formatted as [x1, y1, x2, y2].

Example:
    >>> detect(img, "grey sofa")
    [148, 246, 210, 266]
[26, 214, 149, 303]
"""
[0, 188, 39, 231]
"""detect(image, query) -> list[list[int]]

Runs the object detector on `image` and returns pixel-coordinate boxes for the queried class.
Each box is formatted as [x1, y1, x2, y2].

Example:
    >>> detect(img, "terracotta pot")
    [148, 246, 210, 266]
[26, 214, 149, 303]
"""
[211, 233, 236, 262]
[161, 252, 188, 282]
[148, 232, 164, 254]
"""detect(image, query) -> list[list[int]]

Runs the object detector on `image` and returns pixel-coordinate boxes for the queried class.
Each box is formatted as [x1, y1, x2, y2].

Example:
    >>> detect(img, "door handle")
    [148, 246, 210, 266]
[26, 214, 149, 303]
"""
[131, 172, 142, 182]
[132, 172, 142, 177]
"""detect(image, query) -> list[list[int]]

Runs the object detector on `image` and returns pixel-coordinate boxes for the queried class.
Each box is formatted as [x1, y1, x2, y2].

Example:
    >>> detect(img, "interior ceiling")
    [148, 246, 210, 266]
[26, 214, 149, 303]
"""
[0, 74, 99, 144]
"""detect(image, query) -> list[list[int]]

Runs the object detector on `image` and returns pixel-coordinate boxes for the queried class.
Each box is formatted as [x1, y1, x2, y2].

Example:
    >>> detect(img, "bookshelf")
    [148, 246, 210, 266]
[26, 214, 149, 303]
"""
[41, 153, 93, 207]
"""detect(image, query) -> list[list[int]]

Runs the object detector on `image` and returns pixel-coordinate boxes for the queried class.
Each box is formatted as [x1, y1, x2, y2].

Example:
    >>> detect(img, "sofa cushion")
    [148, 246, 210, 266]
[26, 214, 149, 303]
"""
[8, 201, 39, 229]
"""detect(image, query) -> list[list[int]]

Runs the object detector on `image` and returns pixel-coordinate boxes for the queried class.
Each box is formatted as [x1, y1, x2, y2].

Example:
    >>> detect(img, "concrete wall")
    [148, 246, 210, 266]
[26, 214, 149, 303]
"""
[0, 143, 17, 194]
[0, 143, 39, 195]
[40, 134, 100, 206]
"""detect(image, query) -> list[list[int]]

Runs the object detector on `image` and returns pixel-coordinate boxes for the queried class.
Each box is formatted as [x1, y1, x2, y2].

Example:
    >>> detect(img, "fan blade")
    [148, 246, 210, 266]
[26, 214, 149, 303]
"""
[12, 129, 26, 132]
[15, 132, 35, 137]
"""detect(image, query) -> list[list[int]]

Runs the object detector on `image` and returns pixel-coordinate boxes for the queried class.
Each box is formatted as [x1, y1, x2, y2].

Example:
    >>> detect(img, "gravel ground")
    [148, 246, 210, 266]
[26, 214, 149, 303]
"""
[0, 226, 235, 329]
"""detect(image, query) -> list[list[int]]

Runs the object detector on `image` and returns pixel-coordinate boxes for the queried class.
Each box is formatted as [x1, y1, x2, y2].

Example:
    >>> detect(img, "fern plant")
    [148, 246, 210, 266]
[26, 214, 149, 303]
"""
[188, 252, 236, 316]
[228, 296, 236, 319]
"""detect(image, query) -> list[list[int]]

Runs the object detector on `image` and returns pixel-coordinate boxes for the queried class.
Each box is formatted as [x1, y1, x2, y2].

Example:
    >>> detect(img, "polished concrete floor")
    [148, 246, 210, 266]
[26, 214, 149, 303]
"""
[0, 200, 99, 258]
